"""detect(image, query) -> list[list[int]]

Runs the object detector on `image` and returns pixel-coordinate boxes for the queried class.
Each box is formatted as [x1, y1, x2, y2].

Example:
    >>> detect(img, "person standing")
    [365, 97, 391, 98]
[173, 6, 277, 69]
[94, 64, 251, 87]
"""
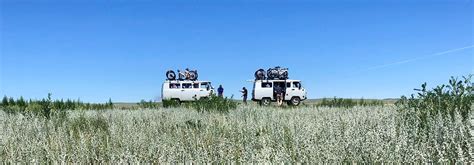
[274, 84, 283, 106]
[240, 87, 248, 105]
[217, 85, 224, 97]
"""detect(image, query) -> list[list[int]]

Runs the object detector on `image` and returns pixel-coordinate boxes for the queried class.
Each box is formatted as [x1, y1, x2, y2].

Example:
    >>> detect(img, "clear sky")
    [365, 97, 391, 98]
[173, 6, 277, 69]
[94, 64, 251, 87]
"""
[1, 0, 473, 103]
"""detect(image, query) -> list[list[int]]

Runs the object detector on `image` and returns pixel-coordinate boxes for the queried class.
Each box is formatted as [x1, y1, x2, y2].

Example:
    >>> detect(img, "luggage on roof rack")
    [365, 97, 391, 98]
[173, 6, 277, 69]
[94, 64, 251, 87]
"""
[166, 68, 198, 81]
[254, 66, 288, 80]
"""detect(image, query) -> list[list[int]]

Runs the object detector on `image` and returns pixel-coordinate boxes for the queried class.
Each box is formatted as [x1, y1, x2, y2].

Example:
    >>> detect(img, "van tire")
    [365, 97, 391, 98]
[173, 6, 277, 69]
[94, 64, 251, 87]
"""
[171, 99, 181, 105]
[255, 69, 266, 80]
[289, 97, 301, 106]
[189, 71, 198, 81]
[260, 98, 271, 106]
[166, 70, 176, 80]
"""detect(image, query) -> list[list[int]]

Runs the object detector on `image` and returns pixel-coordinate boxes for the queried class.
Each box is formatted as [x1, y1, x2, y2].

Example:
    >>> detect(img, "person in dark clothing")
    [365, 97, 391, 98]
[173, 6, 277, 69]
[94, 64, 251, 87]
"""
[240, 87, 248, 105]
[217, 85, 224, 97]
[274, 84, 284, 106]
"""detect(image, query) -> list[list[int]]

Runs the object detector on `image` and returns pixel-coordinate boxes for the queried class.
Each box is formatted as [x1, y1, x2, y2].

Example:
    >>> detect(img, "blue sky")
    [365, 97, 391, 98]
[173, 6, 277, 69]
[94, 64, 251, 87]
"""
[1, 0, 473, 102]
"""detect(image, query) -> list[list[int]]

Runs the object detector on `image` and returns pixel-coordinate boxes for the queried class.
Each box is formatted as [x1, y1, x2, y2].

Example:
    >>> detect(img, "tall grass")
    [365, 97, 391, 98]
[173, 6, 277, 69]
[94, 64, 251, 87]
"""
[1, 105, 471, 163]
[317, 97, 384, 108]
[160, 95, 238, 113]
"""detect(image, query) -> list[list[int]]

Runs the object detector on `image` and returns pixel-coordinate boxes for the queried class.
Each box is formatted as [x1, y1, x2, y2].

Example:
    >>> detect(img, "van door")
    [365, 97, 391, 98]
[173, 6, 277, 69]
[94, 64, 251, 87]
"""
[167, 82, 181, 100]
[192, 82, 203, 99]
[199, 82, 211, 98]
[286, 81, 302, 100]
[180, 82, 194, 101]
[273, 81, 286, 100]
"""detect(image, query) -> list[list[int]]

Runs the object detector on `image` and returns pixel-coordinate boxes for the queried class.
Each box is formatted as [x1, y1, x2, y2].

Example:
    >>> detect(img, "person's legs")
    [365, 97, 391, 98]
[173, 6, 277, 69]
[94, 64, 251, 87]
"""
[280, 93, 284, 106]
[277, 94, 282, 106]
[243, 96, 247, 105]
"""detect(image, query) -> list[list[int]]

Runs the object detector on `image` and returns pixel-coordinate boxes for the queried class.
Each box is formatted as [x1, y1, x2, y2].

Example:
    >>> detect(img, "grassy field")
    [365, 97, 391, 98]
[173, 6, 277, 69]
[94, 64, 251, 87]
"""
[116, 98, 397, 109]
[1, 104, 472, 163]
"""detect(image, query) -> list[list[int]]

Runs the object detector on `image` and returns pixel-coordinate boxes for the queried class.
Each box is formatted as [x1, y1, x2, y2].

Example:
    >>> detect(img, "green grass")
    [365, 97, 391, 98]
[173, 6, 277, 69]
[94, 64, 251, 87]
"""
[1, 105, 472, 163]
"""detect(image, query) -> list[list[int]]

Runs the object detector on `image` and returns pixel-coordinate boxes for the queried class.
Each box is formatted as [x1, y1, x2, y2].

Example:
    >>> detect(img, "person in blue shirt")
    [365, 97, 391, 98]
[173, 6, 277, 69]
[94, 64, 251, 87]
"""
[217, 85, 224, 97]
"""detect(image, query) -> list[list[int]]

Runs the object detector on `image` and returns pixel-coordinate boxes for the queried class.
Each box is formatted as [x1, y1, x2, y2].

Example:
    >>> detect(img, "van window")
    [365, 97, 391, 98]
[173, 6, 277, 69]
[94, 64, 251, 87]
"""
[261, 82, 272, 88]
[293, 82, 301, 88]
[201, 82, 209, 89]
[286, 82, 291, 88]
[193, 83, 199, 88]
[169, 83, 180, 89]
[182, 83, 192, 89]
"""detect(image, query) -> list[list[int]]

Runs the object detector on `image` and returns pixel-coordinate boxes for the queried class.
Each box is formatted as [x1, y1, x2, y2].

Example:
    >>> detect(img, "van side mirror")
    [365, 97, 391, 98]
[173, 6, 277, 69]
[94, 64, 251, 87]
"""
[299, 86, 302, 90]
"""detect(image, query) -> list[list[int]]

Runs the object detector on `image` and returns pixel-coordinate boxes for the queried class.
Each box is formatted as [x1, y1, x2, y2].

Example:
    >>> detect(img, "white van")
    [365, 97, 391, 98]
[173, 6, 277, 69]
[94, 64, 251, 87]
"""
[252, 79, 307, 106]
[161, 80, 214, 103]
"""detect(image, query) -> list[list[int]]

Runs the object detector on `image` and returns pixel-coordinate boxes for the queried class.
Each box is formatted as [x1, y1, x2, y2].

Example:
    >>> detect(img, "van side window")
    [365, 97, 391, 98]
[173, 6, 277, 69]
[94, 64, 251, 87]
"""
[293, 82, 301, 88]
[182, 83, 192, 89]
[201, 83, 209, 89]
[193, 83, 199, 88]
[287, 82, 291, 88]
[169, 83, 180, 89]
[261, 83, 272, 88]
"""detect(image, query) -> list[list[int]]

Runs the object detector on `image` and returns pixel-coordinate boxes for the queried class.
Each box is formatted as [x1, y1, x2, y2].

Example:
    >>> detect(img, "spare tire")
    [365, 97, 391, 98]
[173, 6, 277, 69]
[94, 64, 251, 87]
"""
[166, 70, 176, 80]
[189, 71, 198, 81]
[267, 68, 278, 80]
[255, 69, 266, 80]
[280, 70, 288, 79]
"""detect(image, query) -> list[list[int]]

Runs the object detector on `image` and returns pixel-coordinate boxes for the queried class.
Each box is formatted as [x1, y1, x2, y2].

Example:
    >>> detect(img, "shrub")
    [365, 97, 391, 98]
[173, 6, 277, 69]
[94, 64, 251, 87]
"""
[396, 75, 473, 123]
[0, 93, 115, 117]
[161, 99, 180, 108]
[191, 95, 237, 113]
[395, 75, 473, 161]
[138, 99, 161, 109]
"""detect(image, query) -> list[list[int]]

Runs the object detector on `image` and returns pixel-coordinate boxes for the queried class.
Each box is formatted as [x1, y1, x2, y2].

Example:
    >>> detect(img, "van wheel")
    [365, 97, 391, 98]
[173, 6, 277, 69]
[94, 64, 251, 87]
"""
[166, 70, 176, 80]
[289, 97, 301, 106]
[172, 99, 181, 105]
[189, 71, 198, 81]
[254, 69, 266, 80]
[260, 98, 271, 106]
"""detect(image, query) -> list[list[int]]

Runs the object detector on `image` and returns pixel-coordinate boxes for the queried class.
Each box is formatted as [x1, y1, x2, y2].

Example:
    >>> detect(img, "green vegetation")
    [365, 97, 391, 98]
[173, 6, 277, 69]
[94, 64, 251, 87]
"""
[0, 93, 114, 118]
[317, 97, 384, 108]
[0, 76, 472, 163]
[138, 99, 162, 109]
[191, 95, 237, 113]
[160, 95, 238, 113]
[396, 75, 473, 122]
[394, 75, 473, 161]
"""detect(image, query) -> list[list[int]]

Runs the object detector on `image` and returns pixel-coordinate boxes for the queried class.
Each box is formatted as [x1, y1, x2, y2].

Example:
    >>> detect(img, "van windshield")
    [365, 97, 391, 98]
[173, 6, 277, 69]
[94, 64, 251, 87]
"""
[201, 82, 213, 89]
[208, 82, 214, 89]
